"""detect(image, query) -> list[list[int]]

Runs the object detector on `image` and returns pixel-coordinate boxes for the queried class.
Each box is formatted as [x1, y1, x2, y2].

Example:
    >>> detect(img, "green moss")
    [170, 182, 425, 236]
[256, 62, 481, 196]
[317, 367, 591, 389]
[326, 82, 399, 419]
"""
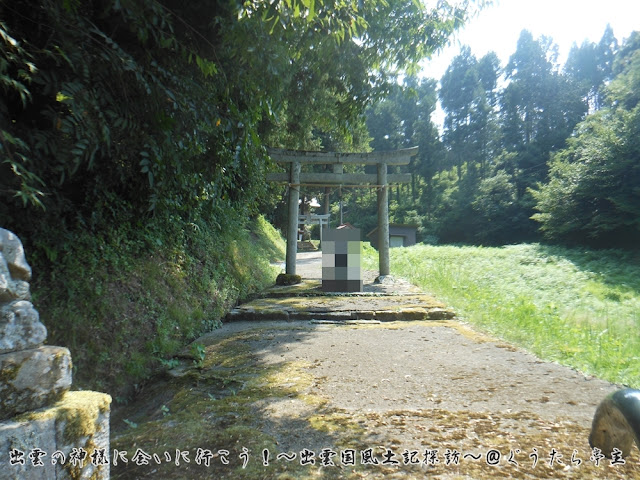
[56, 392, 111, 480]
[0, 362, 20, 383]
[57, 392, 111, 442]
[18, 391, 111, 438]
[35, 216, 285, 399]
[15, 391, 111, 480]
[275, 273, 302, 286]
[111, 326, 367, 479]
[308, 411, 363, 436]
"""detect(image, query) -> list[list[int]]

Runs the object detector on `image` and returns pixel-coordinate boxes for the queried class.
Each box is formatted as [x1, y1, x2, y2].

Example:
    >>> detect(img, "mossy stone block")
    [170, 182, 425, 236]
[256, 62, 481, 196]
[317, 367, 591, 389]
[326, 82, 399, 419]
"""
[0, 346, 72, 420]
[0, 391, 111, 480]
[276, 273, 302, 286]
[0, 301, 47, 354]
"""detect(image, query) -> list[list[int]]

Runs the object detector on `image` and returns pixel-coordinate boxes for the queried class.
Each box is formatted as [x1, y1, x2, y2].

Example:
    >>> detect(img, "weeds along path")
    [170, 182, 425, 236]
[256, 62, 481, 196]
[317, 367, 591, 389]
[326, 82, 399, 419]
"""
[110, 253, 640, 479]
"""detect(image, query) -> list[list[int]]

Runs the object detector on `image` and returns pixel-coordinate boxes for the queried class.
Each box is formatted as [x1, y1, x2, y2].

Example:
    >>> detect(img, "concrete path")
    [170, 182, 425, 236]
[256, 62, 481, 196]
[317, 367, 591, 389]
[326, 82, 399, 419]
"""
[226, 251, 455, 322]
[213, 251, 637, 478]
[111, 252, 639, 479]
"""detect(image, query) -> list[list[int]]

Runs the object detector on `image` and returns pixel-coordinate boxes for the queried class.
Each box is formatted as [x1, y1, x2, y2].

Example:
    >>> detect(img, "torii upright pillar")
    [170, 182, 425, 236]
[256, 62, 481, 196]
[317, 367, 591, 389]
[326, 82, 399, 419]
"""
[286, 161, 301, 275]
[377, 162, 390, 276]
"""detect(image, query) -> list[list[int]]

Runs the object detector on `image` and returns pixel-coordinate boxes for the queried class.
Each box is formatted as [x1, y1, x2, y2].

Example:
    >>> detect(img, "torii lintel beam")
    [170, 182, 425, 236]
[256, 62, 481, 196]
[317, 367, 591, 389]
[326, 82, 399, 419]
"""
[267, 147, 418, 165]
[266, 172, 411, 185]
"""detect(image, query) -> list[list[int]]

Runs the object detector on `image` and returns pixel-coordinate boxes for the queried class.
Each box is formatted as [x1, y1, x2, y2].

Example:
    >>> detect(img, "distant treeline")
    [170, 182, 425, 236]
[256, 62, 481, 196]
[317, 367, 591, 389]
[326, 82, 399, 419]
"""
[362, 27, 640, 248]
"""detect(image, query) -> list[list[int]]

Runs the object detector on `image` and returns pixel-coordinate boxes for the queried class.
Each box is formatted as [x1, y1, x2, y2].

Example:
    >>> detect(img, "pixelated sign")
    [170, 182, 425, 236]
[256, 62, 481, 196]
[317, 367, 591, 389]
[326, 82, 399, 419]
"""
[322, 228, 362, 292]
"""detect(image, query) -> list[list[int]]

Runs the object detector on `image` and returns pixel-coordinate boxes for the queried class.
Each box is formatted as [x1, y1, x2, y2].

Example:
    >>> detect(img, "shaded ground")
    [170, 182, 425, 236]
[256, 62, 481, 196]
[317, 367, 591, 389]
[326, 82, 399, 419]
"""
[110, 252, 640, 479]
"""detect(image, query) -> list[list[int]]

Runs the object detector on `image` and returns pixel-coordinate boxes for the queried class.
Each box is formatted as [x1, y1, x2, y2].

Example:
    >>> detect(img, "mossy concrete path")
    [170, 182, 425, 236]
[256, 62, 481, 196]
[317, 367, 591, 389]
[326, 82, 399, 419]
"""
[225, 251, 456, 323]
[110, 252, 639, 479]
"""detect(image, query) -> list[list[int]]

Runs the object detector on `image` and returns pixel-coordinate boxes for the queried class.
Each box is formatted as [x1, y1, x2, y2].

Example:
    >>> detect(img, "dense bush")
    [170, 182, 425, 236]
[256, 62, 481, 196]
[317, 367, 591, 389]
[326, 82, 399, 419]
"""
[531, 34, 640, 246]
[33, 215, 284, 399]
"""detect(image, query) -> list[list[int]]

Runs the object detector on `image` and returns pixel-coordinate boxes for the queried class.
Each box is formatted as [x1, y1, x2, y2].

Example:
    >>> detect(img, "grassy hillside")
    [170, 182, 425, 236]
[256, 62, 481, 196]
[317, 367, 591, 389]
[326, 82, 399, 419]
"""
[363, 243, 640, 388]
[32, 216, 285, 401]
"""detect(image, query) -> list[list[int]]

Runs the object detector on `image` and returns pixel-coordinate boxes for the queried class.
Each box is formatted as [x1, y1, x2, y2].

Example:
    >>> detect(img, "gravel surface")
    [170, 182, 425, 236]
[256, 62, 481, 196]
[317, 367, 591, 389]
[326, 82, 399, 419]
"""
[198, 318, 640, 478]
[194, 252, 640, 478]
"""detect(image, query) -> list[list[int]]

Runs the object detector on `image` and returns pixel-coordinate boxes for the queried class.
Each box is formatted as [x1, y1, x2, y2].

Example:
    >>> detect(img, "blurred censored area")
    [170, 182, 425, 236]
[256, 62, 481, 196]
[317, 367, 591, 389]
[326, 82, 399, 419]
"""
[322, 228, 362, 292]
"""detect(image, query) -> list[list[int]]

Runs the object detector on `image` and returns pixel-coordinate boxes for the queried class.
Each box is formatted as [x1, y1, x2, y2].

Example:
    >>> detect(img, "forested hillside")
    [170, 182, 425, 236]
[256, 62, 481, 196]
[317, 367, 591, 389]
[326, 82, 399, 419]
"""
[363, 27, 640, 247]
[0, 0, 482, 396]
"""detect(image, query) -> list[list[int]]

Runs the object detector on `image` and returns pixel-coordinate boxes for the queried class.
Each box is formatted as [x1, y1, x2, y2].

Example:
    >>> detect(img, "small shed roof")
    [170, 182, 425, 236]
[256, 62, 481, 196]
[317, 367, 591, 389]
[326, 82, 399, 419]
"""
[337, 223, 357, 230]
[366, 223, 418, 238]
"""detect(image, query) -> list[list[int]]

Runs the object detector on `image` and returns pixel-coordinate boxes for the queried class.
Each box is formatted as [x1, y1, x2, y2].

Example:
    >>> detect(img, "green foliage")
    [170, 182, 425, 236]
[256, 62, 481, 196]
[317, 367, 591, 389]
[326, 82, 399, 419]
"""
[500, 31, 588, 194]
[190, 342, 206, 367]
[0, 0, 272, 257]
[33, 215, 284, 397]
[440, 47, 500, 179]
[0, 0, 486, 259]
[361, 26, 639, 247]
[250, 0, 487, 155]
[0, 19, 43, 208]
[564, 24, 617, 111]
[532, 33, 640, 246]
[363, 243, 640, 388]
[471, 170, 521, 243]
[363, 77, 444, 240]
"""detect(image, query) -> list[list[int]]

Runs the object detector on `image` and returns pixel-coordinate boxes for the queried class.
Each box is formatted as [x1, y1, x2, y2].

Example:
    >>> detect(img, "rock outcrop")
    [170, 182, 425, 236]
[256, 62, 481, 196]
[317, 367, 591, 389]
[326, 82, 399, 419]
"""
[0, 228, 111, 479]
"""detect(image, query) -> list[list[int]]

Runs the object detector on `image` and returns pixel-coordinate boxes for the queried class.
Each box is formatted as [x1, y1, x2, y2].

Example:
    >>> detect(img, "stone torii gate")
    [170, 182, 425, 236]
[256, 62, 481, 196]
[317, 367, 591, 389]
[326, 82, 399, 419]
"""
[266, 147, 418, 278]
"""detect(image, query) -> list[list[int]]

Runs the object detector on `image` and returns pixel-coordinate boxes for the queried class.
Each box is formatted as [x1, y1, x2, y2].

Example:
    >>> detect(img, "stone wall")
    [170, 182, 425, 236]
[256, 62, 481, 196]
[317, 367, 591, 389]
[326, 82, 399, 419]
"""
[0, 229, 111, 479]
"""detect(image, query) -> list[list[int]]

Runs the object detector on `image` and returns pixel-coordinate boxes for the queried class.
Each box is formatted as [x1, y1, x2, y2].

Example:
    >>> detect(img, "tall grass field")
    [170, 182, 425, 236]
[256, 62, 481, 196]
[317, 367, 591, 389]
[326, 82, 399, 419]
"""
[362, 243, 640, 388]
